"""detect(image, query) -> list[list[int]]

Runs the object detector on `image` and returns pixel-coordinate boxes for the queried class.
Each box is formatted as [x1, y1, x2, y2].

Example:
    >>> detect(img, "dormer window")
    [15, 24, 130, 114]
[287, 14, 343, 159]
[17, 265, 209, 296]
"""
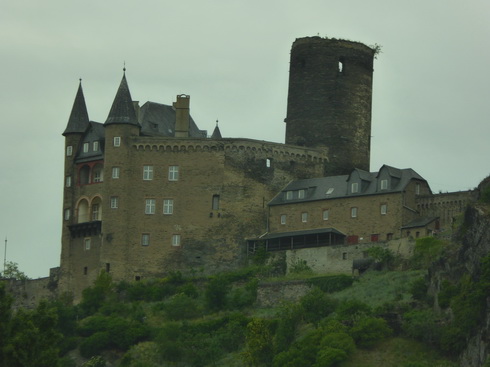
[83, 142, 89, 153]
[381, 179, 388, 190]
[351, 182, 359, 193]
[326, 188, 334, 195]
[286, 191, 293, 200]
[298, 189, 306, 199]
[93, 141, 99, 151]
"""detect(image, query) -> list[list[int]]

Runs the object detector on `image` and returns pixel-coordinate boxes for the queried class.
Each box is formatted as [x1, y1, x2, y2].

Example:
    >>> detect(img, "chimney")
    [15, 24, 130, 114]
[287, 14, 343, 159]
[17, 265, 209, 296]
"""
[173, 94, 190, 137]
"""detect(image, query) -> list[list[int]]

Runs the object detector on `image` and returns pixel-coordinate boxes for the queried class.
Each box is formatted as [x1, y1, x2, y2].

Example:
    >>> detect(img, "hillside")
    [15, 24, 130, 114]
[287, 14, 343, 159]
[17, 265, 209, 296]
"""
[2, 185, 490, 367]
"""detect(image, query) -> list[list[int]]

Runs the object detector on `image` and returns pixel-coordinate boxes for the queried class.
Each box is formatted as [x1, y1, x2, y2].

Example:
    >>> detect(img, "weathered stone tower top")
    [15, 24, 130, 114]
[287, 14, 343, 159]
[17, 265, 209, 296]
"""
[285, 36, 375, 175]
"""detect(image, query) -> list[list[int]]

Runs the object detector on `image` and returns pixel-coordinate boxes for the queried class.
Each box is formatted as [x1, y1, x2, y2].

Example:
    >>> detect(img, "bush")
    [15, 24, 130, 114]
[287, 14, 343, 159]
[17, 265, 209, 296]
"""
[402, 309, 441, 345]
[350, 316, 392, 348]
[80, 331, 111, 358]
[409, 278, 429, 303]
[205, 275, 231, 311]
[289, 259, 312, 274]
[411, 238, 445, 269]
[335, 299, 372, 323]
[228, 279, 258, 309]
[300, 288, 337, 325]
[308, 275, 354, 293]
[162, 293, 201, 320]
[314, 347, 348, 367]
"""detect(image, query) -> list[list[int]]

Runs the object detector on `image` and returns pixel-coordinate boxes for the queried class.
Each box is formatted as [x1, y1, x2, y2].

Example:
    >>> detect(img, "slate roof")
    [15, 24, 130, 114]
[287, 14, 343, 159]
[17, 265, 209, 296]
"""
[104, 72, 140, 126]
[75, 122, 105, 163]
[255, 227, 346, 240]
[401, 217, 439, 229]
[63, 81, 90, 135]
[211, 124, 222, 139]
[269, 165, 427, 206]
[138, 102, 206, 138]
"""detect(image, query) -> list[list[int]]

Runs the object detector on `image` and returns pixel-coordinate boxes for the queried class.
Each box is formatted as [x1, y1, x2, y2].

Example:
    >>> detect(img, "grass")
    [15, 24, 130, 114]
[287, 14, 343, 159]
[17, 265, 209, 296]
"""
[331, 270, 426, 309]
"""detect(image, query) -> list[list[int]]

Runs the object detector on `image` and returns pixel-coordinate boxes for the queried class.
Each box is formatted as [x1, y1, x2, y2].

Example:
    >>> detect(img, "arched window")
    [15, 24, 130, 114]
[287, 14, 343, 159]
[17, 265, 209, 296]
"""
[77, 199, 90, 223]
[93, 164, 104, 183]
[79, 165, 90, 185]
[91, 197, 102, 221]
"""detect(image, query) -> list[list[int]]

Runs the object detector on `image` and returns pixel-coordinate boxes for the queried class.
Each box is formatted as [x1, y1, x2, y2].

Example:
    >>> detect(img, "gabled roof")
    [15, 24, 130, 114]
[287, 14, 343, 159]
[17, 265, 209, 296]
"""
[104, 72, 139, 127]
[63, 80, 90, 135]
[269, 165, 428, 206]
[75, 122, 105, 163]
[138, 101, 206, 137]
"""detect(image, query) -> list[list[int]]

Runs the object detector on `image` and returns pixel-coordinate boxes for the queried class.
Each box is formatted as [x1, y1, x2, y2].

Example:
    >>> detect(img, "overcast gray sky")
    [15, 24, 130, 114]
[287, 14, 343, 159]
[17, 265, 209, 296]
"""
[1, 0, 489, 278]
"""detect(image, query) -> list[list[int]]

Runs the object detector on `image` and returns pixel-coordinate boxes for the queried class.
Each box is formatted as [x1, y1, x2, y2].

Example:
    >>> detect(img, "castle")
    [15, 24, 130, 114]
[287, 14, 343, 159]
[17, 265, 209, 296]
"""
[52, 37, 474, 299]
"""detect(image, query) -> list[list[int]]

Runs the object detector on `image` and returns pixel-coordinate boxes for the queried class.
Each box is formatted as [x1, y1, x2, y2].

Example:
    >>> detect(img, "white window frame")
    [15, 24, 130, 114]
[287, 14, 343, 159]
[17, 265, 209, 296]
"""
[141, 234, 150, 246]
[351, 207, 358, 218]
[212, 195, 220, 210]
[286, 191, 293, 200]
[64, 209, 70, 221]
[143, 165, 154, 180]
[301, 212, 308, 223]
[83, 142, 89, 153]
[172, 234, 181, 246]
[381, 179, 388, 190]
[112, 167, 120, 179]
[323, 209, 329, 221]
[416, 183, 420, 195]
[381, 204, 387, 215]
[93, 141, 99, 151]
[351, 182, 359, 193]
[65, 176, 72, 188]
[84, 238, 91, 250]
[163, 199, 174, 214]
[168, 166, 179, 181]
[113, 136, 121, 147]
[298, 189, 305, 199]
[110, 196, 118, 209]
[145, 199, 156, 214]
[93, 169, 102, 183]
[66, 145, 73, 156]
[280, 214, 286, 225]
[92, 204, 100, 221]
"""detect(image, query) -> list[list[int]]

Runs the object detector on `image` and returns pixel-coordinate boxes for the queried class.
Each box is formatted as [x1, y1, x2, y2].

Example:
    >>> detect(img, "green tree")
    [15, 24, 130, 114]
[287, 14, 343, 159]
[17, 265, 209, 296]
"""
[0, 261, 29, 280]
[243, 318, 274, 366]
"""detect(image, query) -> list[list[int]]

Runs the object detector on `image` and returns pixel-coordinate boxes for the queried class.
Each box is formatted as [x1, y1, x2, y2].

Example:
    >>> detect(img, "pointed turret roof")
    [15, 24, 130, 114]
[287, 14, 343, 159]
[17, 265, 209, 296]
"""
[63, 80, 90, 135]
[104, 70, 139, 126]
[211, 120, 222, 139]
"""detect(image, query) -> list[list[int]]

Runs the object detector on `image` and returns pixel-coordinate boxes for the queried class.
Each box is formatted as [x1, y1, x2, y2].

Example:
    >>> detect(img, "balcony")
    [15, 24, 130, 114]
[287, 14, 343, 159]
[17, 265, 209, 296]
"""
[68, 221, 102, 238]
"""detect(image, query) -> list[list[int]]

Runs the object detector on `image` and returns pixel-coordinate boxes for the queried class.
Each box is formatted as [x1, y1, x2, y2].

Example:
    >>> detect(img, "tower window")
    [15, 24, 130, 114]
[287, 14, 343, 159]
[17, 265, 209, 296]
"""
[143, 165, 154, 180]
[110, 196, 119, 209]
[168, 166, 179, 181]
[338, 60, 344, 73]
[66, 145, 73, 156]
[163, 199, 174, 214]
[64, 209, 70, 221]
[212, 195, 220, 210]
[113, 137, 121, 147]
[141, 234, 150, 246]
[145, 199, 156, 214]
[65, 176, 72, 187]
[112, 167, 120, 179]
[84, 238, 91, 250]
[266, 158, 271, 168]
[91, 204, 100, 221]
[172, 234, 181, 247]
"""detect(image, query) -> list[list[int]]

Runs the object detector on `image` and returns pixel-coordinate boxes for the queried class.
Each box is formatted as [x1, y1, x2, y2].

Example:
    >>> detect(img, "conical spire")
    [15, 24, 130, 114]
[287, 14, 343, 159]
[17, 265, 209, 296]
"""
[211, 120, 222, 139]
[63, 79, 90, 135]
[104, 70, 139, 126]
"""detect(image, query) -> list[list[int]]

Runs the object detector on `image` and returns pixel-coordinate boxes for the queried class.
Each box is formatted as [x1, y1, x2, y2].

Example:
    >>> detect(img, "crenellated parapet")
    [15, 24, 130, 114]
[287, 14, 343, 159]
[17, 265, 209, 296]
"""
[132, 137, 329, 163]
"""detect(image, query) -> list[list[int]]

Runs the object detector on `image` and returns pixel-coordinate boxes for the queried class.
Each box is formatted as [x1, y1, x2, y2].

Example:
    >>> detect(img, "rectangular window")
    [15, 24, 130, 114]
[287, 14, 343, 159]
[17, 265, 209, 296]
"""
[113, 136, 121, 147]
[141, 234, 150, 246]
[93, 170, 102, 183]
[172, 234, 181, 247]
[110, 196, 118, 209]
[93, 141, 99, 151]
[416, 183, 420, 195]
[83, 266, 88, 275]
[163, 199, 174, 214]
[371, 234, 379, 242]
[351, 207, 358, 218]
[351, 182, 359, 193]
[143, 165, 154, 180]
[266, 158, 271, 168]
[168, 166, 179, 181]
[83, 142, 89, 153]
[112, 166, 120, 179]
[66, 145, 73, 156]
[145, 199, 156, 214]
[301, 212, 308, 223]
[280, 214, 286, 225]
[322, 209, 329, 221]
[65, 176, 72, 187]
[286, 191, 293, 200]
[212, 195, 220, 210]
[381, 179, 388, 190]
[342, 252, 347, 260]
[105, 263, 110, 273]
[64, 209, 70, 221]
[92, 204, 99, 220]
[84, 238, 91, 250]
[298, 189, 305, 199]
[380, 204, 387, 215]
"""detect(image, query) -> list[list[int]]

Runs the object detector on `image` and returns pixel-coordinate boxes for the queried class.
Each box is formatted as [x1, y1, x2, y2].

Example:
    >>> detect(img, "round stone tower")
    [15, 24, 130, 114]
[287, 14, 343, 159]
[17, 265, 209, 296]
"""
[284, 37, 375, 175]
